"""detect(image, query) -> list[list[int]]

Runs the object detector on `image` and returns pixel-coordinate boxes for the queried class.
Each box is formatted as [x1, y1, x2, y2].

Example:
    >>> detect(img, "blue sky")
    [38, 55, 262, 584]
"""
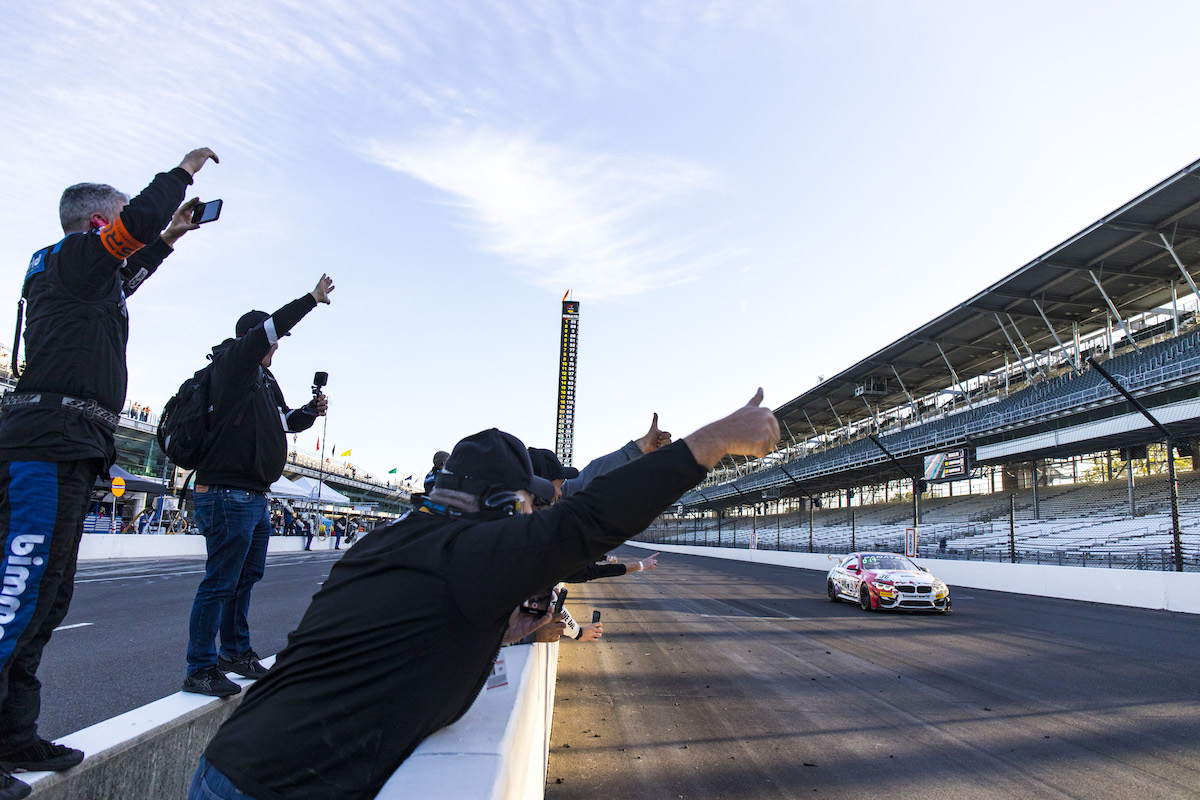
[4, 1, 1200, 482]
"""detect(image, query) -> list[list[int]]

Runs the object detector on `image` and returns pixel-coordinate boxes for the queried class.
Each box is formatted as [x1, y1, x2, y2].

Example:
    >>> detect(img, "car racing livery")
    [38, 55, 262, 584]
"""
[827, 552, 951, 612]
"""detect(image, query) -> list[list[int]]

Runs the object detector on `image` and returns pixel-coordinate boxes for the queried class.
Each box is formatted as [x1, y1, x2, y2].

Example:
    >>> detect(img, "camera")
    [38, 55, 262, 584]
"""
[520, 589, 553, 616]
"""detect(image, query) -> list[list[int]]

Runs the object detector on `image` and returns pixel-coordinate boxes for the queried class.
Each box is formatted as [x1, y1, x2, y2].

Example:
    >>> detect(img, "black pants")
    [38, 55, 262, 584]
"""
[0, 459, 102, 751]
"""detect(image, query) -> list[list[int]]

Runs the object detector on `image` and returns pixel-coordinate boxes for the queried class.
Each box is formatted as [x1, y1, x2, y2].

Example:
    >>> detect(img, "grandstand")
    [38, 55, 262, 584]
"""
[641, 157, 1200, 571]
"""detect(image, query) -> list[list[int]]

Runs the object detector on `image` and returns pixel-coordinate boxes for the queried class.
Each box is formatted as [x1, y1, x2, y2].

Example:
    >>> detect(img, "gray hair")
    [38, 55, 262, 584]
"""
[59, 183, 130, 234]
[427, 488, 480, 514]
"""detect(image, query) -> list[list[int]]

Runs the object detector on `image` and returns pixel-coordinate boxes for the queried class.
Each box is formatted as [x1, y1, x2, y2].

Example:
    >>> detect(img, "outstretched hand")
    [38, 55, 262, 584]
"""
[578, 622, 603, 642]
[634, 553, 659, 571]
[683, 388, 780, 470]
[178, 148, 219, 176]
[311, 274, 335, 304]
[161, 198, 202, 246]
[634, 413, 672, 454]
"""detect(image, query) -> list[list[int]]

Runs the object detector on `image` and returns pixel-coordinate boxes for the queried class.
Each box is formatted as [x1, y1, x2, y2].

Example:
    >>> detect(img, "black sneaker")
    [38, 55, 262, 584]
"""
[218, 650, 269, 679]
[182, 665, 242, 697]
[0, 738, 84, 772]
[0, 768, 28, 799]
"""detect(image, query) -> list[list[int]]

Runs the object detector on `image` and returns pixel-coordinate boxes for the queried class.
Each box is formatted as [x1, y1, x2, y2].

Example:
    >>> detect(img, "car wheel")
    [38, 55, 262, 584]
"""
[827, 580, 841, 602]
[859, 585, 874, 612]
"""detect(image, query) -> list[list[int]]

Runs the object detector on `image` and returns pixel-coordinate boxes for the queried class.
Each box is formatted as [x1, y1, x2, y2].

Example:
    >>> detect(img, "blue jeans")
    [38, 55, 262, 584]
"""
[188, 756, 260, 800]
[186, 487, 270, 675]
[0, 459, 102, 751]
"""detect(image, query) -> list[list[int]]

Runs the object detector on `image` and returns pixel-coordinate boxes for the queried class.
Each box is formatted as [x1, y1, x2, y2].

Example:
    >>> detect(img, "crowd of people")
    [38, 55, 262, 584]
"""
[0, 149, 780, 800]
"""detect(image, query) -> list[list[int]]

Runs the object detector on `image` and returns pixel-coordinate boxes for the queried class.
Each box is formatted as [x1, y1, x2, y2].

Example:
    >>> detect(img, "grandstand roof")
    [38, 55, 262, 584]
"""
[772, 156, 1200, 445]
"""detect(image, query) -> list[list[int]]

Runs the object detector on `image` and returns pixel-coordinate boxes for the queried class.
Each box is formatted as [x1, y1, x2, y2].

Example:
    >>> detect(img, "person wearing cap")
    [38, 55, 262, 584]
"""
[181, 275, 334, 699]
[422, 449, 450, 494]
[0, 148, 218, 799]
[530, 412, 673, 505]
[189, 391, 779, 800]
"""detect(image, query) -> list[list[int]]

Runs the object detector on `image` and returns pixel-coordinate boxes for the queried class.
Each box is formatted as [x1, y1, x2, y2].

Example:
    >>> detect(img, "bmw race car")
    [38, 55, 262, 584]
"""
[827, 552, 951, 612]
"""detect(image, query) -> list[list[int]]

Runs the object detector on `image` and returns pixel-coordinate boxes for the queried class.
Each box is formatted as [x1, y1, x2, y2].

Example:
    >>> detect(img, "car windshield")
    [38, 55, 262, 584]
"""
[860, 554, 917, 572]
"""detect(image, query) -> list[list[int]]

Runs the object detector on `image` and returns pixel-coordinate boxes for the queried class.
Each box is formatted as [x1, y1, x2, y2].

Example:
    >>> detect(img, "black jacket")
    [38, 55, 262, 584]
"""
[203, 440, 707, 800]
[0, 168, 191, 464]
[194, 295, 320, 492]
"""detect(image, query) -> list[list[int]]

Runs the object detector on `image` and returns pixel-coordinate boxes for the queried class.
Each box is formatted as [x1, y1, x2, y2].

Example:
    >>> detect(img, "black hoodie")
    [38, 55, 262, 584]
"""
[194, 294, 320, 492]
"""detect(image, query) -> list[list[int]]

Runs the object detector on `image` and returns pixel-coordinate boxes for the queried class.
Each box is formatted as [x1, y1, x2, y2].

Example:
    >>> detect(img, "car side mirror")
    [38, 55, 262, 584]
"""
[847, 566, 859, 573]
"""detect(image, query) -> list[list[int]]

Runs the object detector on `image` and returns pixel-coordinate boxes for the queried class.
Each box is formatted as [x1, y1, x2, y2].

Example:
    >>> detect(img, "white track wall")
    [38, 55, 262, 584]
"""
[624, 543, 1200, 614]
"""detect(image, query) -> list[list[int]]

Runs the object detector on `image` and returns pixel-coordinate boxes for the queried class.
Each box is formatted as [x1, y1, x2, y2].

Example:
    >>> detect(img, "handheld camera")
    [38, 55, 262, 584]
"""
[312, 371, 328, 398]
[520, 589, 553, 617]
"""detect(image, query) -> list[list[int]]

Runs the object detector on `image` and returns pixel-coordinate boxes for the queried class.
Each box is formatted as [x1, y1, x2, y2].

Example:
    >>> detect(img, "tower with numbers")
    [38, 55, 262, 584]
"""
[555, 294, 580, 466]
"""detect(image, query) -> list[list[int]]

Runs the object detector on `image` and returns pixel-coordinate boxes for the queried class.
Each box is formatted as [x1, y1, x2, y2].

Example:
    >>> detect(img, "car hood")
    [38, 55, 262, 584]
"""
[871, 569, 933, 582]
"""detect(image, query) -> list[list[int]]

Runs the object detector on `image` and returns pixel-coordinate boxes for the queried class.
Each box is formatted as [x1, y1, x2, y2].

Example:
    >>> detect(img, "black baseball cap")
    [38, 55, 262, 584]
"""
[436, 429, 556, 504]
[235, 310, 291, 338]
[527, 448, 580, 481]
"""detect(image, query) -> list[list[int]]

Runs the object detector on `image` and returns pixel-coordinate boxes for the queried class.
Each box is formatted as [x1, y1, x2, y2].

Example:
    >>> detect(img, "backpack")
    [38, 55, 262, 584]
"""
[156, 362, 219, 470]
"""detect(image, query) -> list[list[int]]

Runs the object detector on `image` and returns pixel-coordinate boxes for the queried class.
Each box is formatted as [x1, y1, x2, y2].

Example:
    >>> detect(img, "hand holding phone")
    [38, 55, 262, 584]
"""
[191, 199, 223, 224]
[554, 588, 568, 614]
[591, 610, 601, 623]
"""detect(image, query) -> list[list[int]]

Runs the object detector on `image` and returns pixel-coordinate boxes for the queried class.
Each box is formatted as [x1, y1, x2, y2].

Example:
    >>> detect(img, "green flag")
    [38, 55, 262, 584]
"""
[388, 468, 398, 474]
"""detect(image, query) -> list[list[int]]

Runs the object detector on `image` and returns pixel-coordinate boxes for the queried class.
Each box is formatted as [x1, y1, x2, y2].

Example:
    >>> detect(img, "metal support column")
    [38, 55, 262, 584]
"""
[1158, 233, 1200, 301]
[1032, 461, 1039, 520]
[1088, 356, 1187, 571]
[1007, 313, 1051, 379]
[1089, 271, 1141, 352]
[1009, 494, 1017, 563]
[889, 364, 923, 423]
[996, 314, 1035, 384]
[935, 341, 974, 410]
[1032, 298, 1079, 373]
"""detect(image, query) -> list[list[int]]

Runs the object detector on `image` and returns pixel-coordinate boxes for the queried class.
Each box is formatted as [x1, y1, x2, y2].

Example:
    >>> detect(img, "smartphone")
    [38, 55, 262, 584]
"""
[553, 588, 568, 614]
[191, 199, 223, 225]
[591, 610, 601, 623]
[520, 589, 552, 616]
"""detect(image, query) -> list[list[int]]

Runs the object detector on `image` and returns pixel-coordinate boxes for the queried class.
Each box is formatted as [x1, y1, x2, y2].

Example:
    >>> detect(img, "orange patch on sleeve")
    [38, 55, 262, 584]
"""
[98, 217, 146, 260]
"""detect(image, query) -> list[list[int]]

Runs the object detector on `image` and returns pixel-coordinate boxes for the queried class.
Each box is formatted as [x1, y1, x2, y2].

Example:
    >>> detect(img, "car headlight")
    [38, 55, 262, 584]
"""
[872, 580, 895, 591]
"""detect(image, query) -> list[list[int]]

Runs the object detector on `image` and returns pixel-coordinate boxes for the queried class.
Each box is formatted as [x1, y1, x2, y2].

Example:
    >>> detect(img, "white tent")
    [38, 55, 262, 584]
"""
[290, 476, 352, 505]
[269, 475, 311, 500]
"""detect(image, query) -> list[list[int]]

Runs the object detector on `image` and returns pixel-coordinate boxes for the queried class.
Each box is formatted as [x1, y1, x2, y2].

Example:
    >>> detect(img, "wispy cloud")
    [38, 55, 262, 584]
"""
[364, 129, 722, 298]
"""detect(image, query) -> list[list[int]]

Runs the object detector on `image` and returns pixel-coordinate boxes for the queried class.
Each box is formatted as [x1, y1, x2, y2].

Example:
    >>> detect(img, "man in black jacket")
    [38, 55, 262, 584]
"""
[182, 275, 334, 698]
[188, 391, 779, 800]
[0, 148, 217, 800]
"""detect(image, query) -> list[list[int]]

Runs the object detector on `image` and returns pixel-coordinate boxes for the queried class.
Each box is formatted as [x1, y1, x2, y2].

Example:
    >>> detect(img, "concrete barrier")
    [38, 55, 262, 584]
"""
[25, 672, 259, 799]
[379, 642, 559, 800]
[77, 532, 347, 560]
[624, 542, 1200, 614]
[27, 642, 559, 800]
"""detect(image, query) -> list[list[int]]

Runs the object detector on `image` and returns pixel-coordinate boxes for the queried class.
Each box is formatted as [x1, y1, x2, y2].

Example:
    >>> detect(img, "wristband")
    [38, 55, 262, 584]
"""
[637, 561, 644, 571]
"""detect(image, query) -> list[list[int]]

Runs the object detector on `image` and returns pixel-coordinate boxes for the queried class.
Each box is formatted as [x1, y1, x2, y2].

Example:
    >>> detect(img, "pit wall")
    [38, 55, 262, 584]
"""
[28, 643, 558, 799]
[624, 543, 1200, 615]
[78, 532, 344, 559]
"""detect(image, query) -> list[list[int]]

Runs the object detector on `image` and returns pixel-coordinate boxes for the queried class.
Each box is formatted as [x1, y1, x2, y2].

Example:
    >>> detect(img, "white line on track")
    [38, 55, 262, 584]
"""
[53, 622, 93, 632]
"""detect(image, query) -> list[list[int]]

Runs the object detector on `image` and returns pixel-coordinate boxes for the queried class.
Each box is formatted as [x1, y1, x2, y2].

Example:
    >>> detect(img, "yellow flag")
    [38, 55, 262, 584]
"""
[340, 449, 352, 457]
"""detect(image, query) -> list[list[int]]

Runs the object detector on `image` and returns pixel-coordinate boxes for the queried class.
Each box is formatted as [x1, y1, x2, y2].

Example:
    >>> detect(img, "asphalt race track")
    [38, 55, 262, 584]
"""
[546, 548, 1200, 800]
[36, 551, 342, 741]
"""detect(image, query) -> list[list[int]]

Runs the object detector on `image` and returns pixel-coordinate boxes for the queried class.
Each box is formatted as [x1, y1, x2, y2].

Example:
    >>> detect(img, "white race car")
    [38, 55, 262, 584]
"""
[827, 552, 951, 612]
